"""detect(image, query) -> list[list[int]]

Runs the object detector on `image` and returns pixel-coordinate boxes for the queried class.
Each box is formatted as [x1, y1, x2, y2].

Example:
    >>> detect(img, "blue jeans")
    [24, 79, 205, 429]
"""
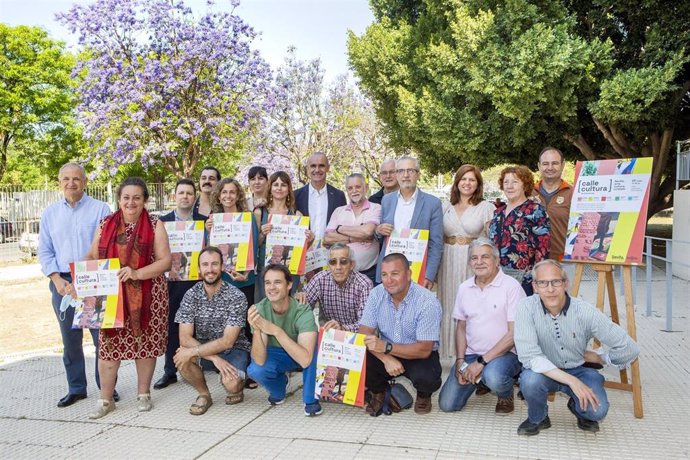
[49, 274, 100, 394]
[438, 353, 521, 412]
[200, 348, 250, 376]
[520, 367, 610, 423]
[247, 346, 317, 405]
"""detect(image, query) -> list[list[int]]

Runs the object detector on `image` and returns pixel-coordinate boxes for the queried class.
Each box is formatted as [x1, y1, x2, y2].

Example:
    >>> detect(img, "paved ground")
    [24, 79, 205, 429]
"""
[0, 266, 688, 459]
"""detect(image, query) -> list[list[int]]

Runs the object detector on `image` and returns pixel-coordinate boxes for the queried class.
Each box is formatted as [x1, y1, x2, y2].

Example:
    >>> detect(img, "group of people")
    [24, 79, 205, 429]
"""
[38, 147, 639, 435]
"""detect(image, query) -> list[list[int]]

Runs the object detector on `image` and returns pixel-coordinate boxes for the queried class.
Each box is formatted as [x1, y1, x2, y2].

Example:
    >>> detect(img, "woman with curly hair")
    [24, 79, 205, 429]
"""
[488, 166, 550, 296]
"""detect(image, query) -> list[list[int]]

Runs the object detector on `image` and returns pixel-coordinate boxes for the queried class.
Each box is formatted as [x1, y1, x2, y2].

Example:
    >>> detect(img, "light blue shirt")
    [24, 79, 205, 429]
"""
[38, 193, 112, 276]
[360, 282, 442, 350]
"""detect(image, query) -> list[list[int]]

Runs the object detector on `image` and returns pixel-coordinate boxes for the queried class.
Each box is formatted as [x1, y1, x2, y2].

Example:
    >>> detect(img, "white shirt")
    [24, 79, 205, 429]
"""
[308, 183, 329, 239]
[394, 188, 418, 229]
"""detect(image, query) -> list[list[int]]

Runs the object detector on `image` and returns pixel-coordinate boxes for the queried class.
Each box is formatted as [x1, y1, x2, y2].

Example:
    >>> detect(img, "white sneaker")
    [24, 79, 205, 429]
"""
[137, 394, 153, 412]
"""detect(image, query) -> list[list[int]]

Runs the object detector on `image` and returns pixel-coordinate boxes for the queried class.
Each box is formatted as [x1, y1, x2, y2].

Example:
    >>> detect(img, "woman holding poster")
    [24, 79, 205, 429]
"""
[86, 177, 172, 419]
[489, 166, 550, 296]
[254, 171, 313, 298]
[437, 165, 495, 360]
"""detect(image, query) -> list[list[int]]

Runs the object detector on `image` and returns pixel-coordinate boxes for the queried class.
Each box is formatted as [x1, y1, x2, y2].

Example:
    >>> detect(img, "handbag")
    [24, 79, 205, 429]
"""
[389, 381, 413, 410]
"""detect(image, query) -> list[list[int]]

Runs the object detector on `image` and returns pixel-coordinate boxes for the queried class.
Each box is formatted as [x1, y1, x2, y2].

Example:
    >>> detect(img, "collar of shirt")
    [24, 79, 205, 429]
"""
[61, 193, 89, 208]
[540, 293, 571, 316]
[469, 269, 507, 289]
[397, 188, 418, 205]
[344, 200, 371, 212]
[174, 209, 193, 221]
[309, 183, 327, 197]
[201, 280, 230, 301]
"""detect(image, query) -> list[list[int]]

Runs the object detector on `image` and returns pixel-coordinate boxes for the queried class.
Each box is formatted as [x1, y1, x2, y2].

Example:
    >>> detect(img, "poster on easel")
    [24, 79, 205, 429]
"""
[384, 228, 429, 283]
[265, 214, 310, 275]
[209, 212, 255, 272]
[563, 158, 652, 265]
[314, 328, 367, 407]
[165, 220, 205, 281]
[70, 258, 123, 329]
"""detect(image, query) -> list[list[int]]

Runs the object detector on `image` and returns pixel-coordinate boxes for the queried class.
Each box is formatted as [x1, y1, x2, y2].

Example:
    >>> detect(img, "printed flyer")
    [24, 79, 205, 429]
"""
[165, 220, 205, 281]
[70, 258, 123, 329]
[265, 214, 310, 275]
[209, 212, 255, 272]
[299, 238, 329, 289]
[563, 158, 652, 265]
[314, 328, 367, 407]
[384, 228, 429, 283]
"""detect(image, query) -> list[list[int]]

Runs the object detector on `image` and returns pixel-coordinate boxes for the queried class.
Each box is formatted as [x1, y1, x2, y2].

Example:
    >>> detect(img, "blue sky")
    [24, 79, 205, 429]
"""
[0, 0, 375, 79]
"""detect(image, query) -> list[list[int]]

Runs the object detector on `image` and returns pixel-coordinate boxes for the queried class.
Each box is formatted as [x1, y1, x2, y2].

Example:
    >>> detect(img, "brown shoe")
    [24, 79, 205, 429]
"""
[475, 382, 491, 396]
[495, 395, 514, 415]
[414, 395, 432, 415]
[365, 391, 386, 416]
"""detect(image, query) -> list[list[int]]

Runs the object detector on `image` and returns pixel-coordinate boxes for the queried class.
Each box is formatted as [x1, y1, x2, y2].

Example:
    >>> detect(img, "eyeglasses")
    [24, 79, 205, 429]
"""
[534, 279, 566, 288]
[328, 258, 350, 266]
[380, 170, 396, 176]
[396, 168, 419, 175]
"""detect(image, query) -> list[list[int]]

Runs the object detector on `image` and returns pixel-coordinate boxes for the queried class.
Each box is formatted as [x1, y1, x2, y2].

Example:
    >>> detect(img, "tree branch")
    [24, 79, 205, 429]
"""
[594, 119, 629, 157]
[564, 133, 596, 160]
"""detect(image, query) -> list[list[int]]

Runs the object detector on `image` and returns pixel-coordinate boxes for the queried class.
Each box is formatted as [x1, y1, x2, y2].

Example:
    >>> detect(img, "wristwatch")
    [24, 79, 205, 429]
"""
[477, 355, 488, 366]
[384, 342, 393, 354]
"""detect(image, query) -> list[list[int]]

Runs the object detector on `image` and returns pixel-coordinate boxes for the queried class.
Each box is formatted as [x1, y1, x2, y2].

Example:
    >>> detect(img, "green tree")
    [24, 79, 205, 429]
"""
[0, 24, 78, 182]
[348, 0, 690, 217]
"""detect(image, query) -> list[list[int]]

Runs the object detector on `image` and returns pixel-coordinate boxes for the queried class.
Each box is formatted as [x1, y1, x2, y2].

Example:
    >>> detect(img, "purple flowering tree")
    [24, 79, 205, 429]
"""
[235, 151, 296, 186]
[58, 0, 272, 177]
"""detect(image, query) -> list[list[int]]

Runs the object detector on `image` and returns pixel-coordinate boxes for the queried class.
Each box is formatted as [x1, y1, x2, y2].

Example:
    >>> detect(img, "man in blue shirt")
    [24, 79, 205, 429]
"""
[359, 253, 443, 416]
[38, 162, 112, 408]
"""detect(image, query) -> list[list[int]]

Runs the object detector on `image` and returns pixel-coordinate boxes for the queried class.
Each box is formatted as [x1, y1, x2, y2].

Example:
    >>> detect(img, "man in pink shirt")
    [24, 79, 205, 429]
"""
[325, 173, 381, 284]
[438, 237, 525, 415]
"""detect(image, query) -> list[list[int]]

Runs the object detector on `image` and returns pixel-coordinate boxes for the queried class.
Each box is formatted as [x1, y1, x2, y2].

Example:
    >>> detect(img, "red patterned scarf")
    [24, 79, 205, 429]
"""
[98, 208, 155, 337]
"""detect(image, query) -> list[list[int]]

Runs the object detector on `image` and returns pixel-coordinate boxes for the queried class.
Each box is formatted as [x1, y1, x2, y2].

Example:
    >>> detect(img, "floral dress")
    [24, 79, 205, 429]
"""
[488, 199, 550, 285]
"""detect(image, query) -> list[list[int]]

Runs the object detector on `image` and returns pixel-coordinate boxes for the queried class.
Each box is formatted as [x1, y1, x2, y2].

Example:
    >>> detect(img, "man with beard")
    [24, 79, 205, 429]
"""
[294, 152, 346, 241]
[247, 264, 321, 416]
[324, 174, 381, 283]
[154, 178, 208, 390]
[174, 247, 251, 415]
[369, 159, 399, 205]
[194, 165, 221, 216]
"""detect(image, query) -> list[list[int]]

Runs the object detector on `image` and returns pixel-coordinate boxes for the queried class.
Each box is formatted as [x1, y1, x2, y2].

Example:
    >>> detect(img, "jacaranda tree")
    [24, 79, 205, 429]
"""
[58, 0, 273, 178]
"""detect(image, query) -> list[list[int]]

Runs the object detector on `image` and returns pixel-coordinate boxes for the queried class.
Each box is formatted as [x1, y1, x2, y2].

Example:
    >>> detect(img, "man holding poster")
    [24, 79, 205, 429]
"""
[154, 178, 207, 390]
[359, 253, 443, 416]
[375, 156, 443, 289]
[38, 162, 113, 408]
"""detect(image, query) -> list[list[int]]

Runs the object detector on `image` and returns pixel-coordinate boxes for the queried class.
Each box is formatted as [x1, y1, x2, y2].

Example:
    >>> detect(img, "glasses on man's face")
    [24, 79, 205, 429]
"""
[534, 279, 565, 288]
[380, 170, 396, 176]
[328, 258, 350, 266]
[396, 168, 419, 175]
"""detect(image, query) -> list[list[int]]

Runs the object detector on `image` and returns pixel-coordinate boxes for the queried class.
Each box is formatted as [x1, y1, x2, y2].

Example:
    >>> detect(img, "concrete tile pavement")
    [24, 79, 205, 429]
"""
[0, 277, 688, 459]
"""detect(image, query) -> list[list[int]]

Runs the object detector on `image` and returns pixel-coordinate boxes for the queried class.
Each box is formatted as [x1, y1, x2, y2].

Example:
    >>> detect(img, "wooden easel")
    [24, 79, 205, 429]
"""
[569, 262, 643, 418]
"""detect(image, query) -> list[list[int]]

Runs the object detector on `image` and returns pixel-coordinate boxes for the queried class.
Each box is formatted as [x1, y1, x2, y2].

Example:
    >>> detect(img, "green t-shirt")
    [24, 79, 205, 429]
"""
[254, 297, 317, 349]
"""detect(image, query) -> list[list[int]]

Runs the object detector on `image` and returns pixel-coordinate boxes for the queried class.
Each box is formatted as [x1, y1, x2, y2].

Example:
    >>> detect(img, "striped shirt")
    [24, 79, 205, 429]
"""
[360, 282, 442, 350]
[304, 269, 373, 332]
[514, 294, 639, 373]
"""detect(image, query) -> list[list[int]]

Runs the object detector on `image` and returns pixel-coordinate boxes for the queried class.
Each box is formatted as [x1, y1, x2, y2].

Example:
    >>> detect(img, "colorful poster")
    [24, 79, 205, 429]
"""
[265, 214, 310, 275]
[299, 239, 329, 289]
[384, 228, 429, 284]
[165, 220, 205, 281]
[315, 328, 367, 407]
[209, 212, 255, 272]
[563, 158, 652, 265]
[70, 258, 123, 329]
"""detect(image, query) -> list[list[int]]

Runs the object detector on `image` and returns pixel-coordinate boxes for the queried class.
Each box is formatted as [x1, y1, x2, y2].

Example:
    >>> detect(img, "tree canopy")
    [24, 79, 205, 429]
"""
[348, 0, 690, 216]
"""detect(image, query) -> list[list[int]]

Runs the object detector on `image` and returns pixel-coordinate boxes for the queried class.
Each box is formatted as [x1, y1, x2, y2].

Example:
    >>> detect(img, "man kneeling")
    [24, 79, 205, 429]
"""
[438, 238, 525, 415]
[247, 264, 322, 416]
[174, 247, 251, 415]
[359, 253, 443, 415]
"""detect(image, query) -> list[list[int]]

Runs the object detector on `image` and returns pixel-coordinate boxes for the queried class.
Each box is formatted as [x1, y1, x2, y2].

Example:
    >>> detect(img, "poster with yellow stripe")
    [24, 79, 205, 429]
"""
[265, 214, 309, 275]
[165, 220, 205, 280]
[70, 258, 123, 329]
[315, 328, 367, 407]
[210, 212, 256, 272]
[563, 158, 652, 265]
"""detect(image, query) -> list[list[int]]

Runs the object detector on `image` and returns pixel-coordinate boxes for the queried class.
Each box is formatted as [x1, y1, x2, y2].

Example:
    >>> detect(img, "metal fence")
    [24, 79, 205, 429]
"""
[677, 139, 690, 189]
[0, 183, 174, 262]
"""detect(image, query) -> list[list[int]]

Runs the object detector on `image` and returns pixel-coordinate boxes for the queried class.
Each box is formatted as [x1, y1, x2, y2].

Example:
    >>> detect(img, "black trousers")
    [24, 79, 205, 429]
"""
[163, 280, 196, 376]
[366, 350, 442, 398]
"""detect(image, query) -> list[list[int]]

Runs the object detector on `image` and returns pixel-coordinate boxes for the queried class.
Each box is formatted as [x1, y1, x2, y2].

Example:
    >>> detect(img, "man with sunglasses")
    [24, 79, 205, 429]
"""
[296, 243, 373, 332]
[369, 159, 399, 205]
[375, 156, 443, 290]
[514, 260, 639, 436]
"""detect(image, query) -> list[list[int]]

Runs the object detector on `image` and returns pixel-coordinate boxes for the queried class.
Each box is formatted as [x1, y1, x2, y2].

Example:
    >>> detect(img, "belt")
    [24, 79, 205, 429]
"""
[444, 236, 476, 245]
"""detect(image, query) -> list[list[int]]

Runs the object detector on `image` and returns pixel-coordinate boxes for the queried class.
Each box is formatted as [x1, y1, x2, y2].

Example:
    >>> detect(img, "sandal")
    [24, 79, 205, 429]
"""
[225, 391, 244, 405]
[244, 378, 259, 390]
[189, 394, 213, 416]
[88, 399, 115, 419]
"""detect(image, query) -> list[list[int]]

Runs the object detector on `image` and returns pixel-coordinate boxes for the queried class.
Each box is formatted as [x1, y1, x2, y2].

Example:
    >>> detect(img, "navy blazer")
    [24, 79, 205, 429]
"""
[294, 183, 347, 224]
[376, 189, 443, 283]
[160, 209, 208, 223]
